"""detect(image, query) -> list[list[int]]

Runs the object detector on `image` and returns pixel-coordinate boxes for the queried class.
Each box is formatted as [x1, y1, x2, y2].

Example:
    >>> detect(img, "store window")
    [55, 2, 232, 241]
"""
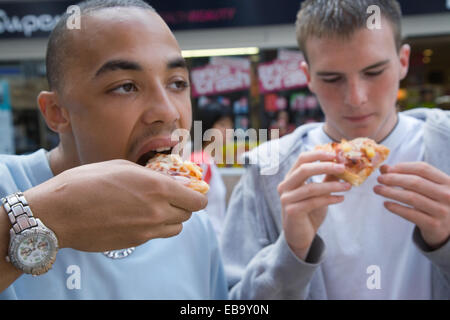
[257, 49, 324, 138]
[186, 48, 324, 167]
[0, 60, 59, 155]
[400, 35, 450, 110]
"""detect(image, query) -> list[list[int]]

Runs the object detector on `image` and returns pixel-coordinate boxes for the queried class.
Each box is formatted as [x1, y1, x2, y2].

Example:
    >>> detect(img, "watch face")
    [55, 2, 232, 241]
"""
[9, 226, 58, 275]
[16, 234, 52, 266]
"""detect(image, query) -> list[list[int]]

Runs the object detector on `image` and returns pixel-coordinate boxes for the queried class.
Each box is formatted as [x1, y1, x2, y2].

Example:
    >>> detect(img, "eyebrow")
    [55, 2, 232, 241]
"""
[95, 60, 142, 78]
[94, 57, 187, 78]
[316, 59, 390, 77]
[361, 59, 390, 72]
[167, 57, 188, 70]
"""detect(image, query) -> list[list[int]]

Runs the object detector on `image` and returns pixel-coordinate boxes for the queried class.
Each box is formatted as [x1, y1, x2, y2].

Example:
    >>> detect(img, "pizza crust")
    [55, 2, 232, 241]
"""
[335, 166, 373, 187]
[146, 154, 210, 194]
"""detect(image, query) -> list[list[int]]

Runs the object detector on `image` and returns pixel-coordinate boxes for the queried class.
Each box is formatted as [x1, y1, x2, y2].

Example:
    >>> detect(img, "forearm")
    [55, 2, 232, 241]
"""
[223, 165, 324, 299]
[0, 206, 22, 292]
[228, 233, 324, 300]
[0, 185, 59, 292]
[413, 227, 450, 284]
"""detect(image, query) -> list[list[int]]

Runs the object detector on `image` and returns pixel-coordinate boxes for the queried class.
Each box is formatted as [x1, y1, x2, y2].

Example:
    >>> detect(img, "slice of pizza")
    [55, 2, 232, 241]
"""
[146, 153, 210, 194]
[315, 137, 390, 186]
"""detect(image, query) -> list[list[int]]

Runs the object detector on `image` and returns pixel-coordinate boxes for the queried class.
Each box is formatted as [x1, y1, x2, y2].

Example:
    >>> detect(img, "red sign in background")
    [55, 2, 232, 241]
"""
[190, 63, 250, 97]
[190, 53, 308, 97]
[258, 58, 308, 94]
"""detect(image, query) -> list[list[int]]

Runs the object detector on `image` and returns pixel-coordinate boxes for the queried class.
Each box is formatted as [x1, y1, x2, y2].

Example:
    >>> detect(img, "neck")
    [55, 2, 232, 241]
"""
[324, 109, 399, 143]
[47, 143, 80, 176]
[373, 109, 399, 143]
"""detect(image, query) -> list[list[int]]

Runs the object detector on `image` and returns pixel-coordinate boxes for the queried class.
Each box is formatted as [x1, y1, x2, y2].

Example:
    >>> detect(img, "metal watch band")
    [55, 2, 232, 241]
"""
[1, 192, 38, 234]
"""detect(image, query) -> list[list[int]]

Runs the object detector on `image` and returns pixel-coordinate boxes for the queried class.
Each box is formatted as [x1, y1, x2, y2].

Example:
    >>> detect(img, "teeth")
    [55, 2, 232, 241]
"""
[154, 147, 171, 152]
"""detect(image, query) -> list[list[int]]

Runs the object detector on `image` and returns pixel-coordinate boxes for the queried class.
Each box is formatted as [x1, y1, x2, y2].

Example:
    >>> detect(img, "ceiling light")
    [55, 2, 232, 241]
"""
[423, 49, 433, 57]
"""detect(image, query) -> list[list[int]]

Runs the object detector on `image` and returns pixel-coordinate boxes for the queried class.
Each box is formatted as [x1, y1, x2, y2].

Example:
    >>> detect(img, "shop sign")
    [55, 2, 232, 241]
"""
[191, 64, 250, 97]
[258, 58, 308, 94]
[0, 0, 449, 39]
[0, 8, 62, 38]
[0, 81, 15, 154]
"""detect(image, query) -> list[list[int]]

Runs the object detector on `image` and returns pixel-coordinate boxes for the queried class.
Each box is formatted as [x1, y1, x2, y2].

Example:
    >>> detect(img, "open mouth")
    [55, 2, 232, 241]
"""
[136, 147, 173, 166]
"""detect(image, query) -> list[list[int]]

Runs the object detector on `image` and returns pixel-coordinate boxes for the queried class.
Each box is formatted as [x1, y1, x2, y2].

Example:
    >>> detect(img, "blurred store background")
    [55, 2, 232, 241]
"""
[1, 0, 450, 203]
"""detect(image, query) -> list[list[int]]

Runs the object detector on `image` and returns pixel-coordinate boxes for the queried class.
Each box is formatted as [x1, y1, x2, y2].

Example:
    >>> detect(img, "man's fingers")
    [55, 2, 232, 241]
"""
[374, 185, 444, 219]
[377, 172, 446, 202]
[160, 223, 184, 238]
[280, 162, 345, 193]
[287, 150, 336, 176]
[285, 195, 344, 216]
[145, 223, 185, 240]
[140, 168, 208, 212]
[164, 178, 208, 212]
[164, 208, 193, 225]
[383, 201, 434, 231]
[380, 162, 449, 185]
[281, 181, 351, 205]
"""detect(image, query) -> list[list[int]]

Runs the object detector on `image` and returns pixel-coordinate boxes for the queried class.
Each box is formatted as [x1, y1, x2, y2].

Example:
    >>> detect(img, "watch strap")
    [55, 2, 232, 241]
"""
[1, 192, 38, 234]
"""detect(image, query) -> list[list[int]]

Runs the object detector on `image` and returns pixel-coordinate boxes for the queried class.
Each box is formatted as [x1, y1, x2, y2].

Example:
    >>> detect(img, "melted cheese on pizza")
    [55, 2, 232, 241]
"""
[145, 154, 208, 193]
[318, 138, 389, 175]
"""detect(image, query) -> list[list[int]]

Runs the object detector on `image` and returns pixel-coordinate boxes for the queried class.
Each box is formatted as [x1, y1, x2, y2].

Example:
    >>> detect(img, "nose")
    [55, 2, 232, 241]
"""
[344, 78, 368, 108]
[141, 82, 180, 125]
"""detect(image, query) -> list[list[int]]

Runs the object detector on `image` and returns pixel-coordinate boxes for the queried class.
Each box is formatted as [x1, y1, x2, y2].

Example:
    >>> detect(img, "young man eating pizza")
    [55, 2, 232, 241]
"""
[221, 0, 450, 299]
[0, 0, 227, 299]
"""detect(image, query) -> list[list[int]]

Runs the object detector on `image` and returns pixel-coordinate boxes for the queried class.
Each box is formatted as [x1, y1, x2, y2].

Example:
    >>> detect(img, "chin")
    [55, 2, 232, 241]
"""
[343, 127, 376, 140]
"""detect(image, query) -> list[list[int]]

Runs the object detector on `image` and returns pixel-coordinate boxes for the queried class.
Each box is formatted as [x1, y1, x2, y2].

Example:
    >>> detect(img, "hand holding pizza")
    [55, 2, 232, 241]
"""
[22, 160, 208, 252]
[277, 150, 352, 260]
[374, 162, 450, 249]
[146, 153, 209, 194]
[279, 137, 390, 260]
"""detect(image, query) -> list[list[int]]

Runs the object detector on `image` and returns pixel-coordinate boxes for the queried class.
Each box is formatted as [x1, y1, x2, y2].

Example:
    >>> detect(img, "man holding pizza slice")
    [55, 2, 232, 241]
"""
[221, 0, 450, 299]
[0, 0, 227, 299]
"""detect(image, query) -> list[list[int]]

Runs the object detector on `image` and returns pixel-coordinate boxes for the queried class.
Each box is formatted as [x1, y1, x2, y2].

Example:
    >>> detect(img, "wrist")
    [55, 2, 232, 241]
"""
[0, 205, 11, 259]
[23, 183, 66, 249]
[0, 204, 22, 290]
[1, 191, 59, 276]
[285, 240, 311, 261]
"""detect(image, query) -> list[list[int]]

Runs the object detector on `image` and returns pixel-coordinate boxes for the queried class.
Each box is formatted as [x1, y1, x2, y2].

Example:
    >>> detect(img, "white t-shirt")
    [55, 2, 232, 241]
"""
[0, 150, 228, 300]
[303, 113, 432, 299]
[200, 162, 227, 240]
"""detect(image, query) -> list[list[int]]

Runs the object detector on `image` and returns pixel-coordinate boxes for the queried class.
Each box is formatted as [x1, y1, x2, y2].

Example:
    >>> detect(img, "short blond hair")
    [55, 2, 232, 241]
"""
[295, 0, 402, 61]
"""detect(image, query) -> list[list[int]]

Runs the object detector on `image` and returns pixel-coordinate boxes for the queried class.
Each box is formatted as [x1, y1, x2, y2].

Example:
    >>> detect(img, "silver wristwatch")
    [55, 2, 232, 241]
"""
[1, 192, 58, 276]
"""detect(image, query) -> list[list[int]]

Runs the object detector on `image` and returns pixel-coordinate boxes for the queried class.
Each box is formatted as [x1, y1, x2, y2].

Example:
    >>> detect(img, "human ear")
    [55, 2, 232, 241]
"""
[37, 91, 71, 133]
[300, 61, 314, 93]
[398, 44, 411, 80]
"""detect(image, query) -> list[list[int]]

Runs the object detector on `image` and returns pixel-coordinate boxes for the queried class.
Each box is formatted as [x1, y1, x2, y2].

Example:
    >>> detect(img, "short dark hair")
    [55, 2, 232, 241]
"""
[46, 0, 155, 91]
[197, 101, 233, 131]
[194, 102, 234, 150]
[295, 0, 402, 61]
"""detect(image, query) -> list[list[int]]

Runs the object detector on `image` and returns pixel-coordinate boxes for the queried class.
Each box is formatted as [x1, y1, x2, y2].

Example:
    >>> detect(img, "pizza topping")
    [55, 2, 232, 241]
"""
[340, 142, 352, 153]
[145, 153, 208, 193]
[137, 147, 173, 166]
[363, 146, 375, 159]
[334, 138, 381, 170]
[315, 137, 390, 186]
[346, 150, 363, 158]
